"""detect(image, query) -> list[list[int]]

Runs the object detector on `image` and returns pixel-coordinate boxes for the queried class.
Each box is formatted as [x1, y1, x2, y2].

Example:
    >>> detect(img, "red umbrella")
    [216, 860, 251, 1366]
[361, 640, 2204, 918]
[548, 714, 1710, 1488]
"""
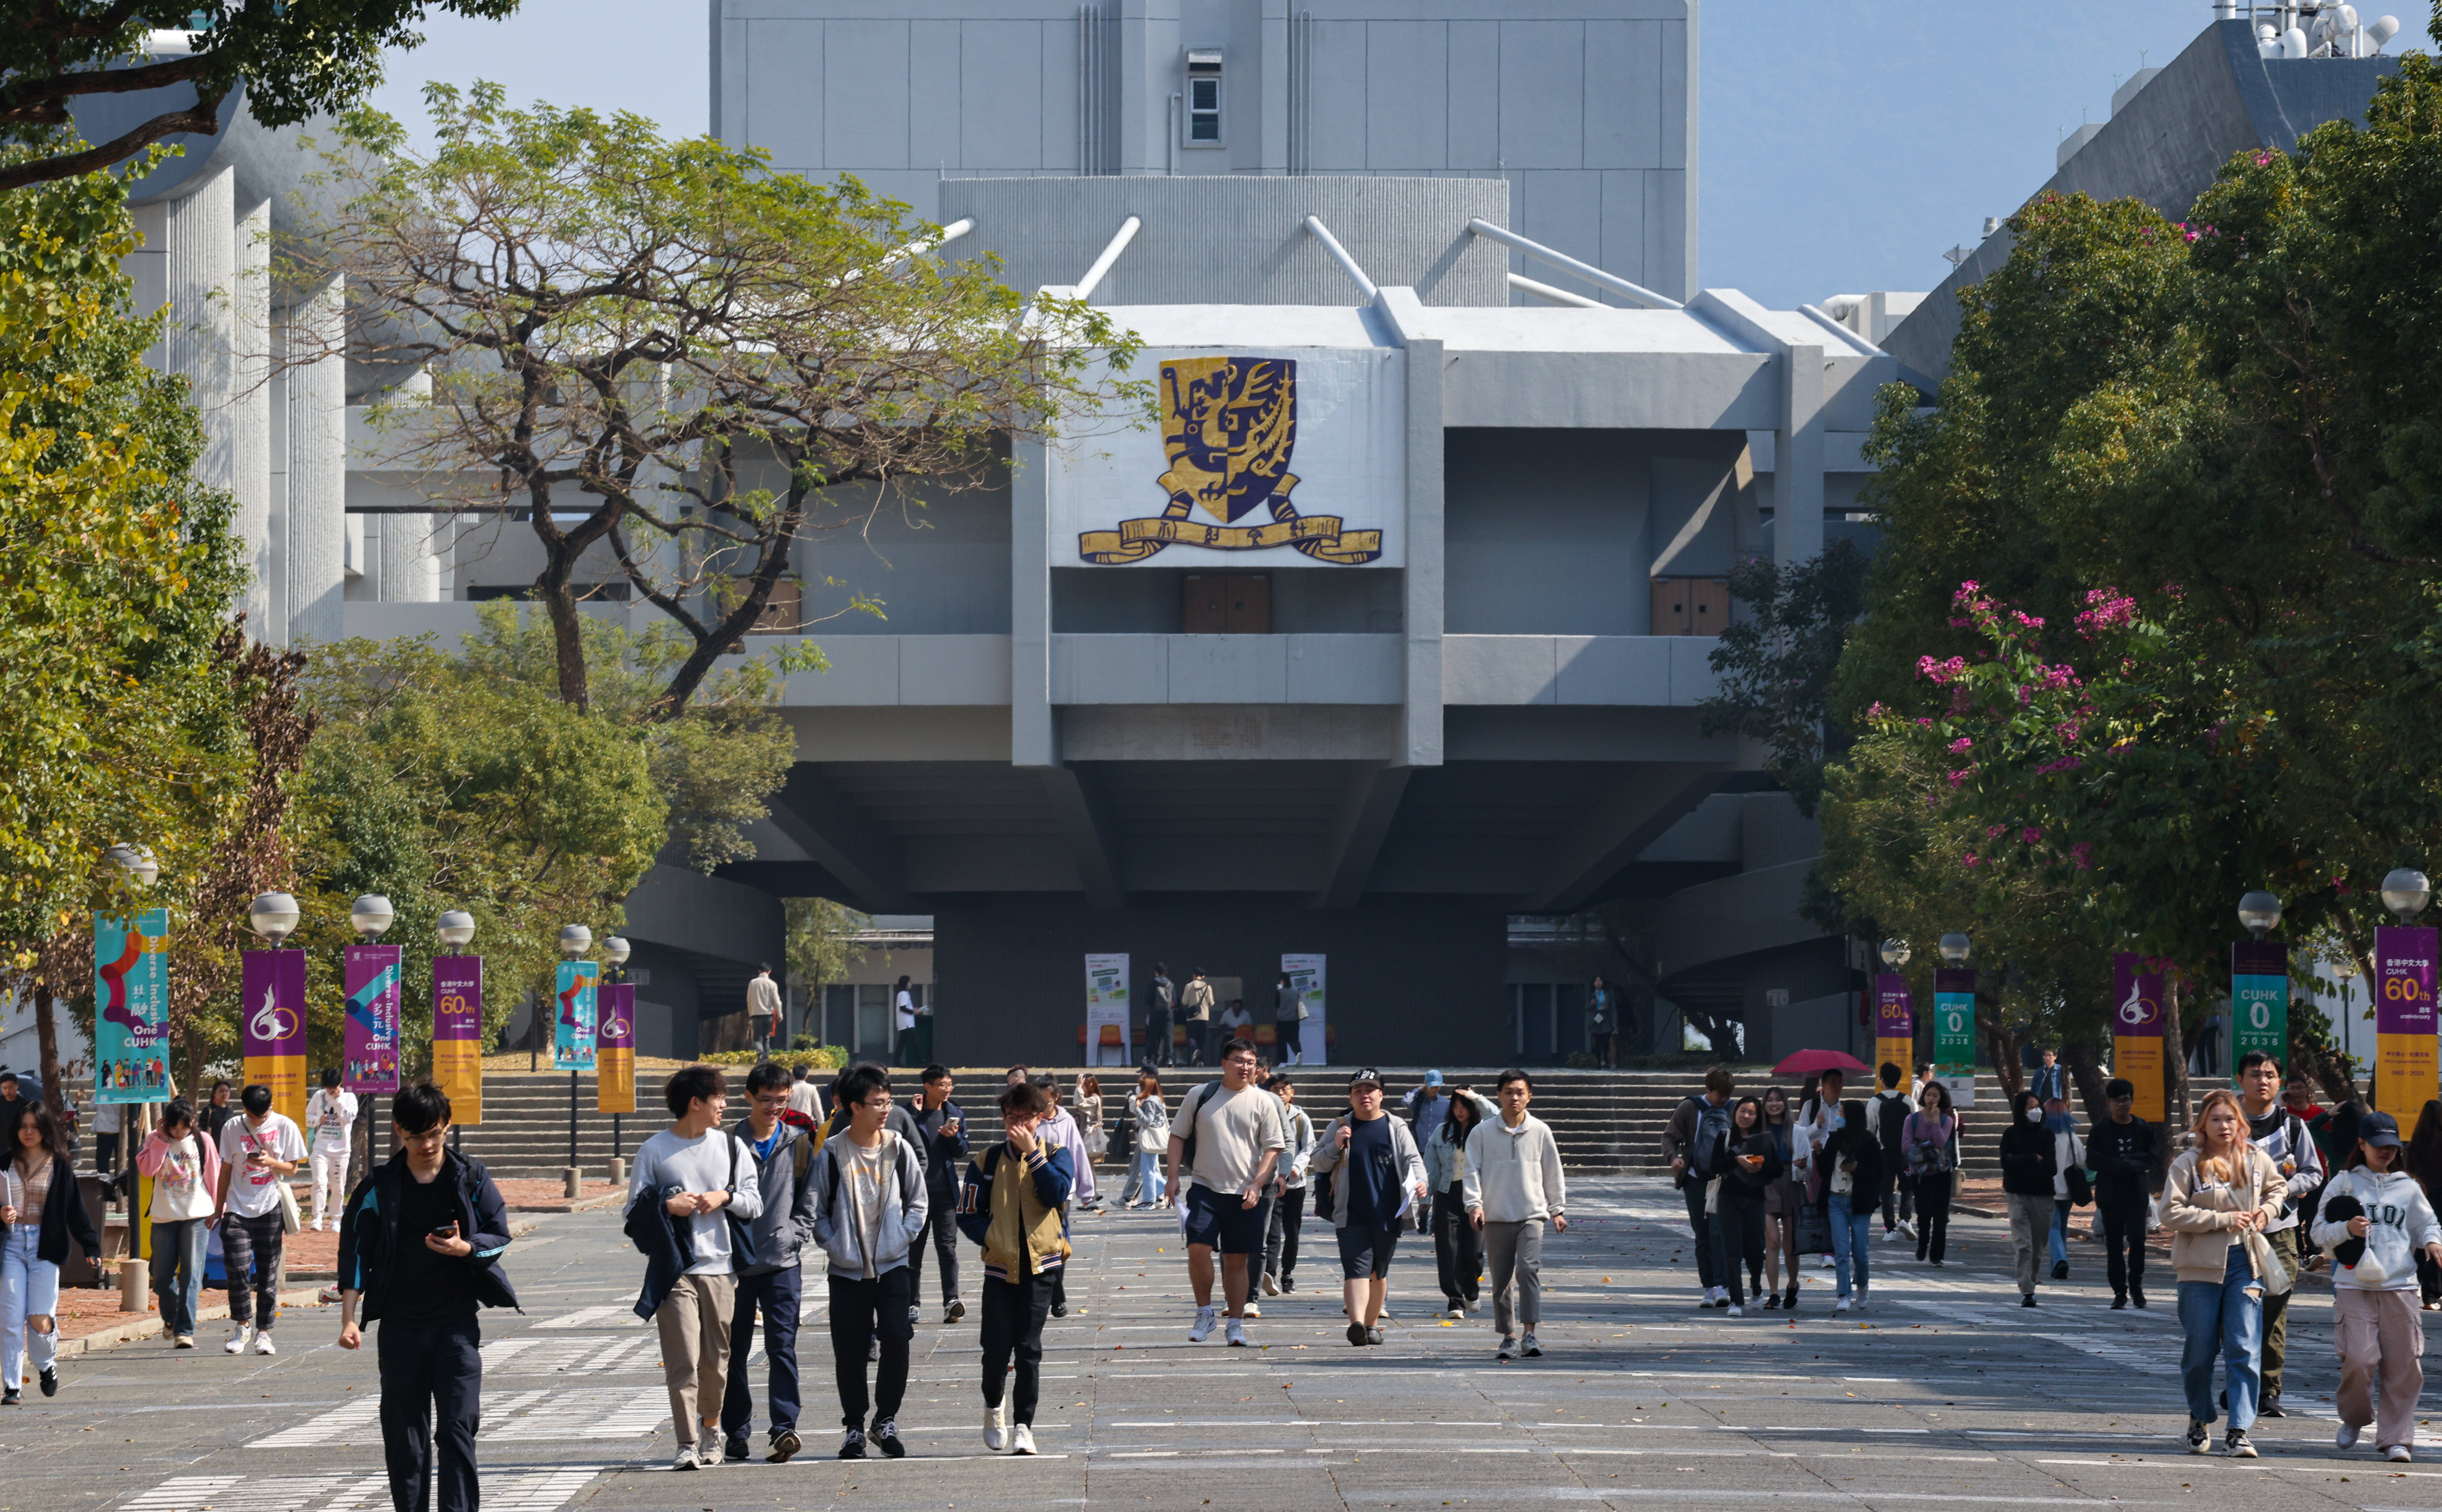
[1772, 1048, 1871, 1077]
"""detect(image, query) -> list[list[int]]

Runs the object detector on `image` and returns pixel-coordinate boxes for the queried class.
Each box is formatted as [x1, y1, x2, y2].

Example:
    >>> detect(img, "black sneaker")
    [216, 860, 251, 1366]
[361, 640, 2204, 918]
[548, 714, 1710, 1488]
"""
[36, 1367, 55, 1398]
[2020, 1294, 2037, 1307]
[1346, 1321, 1368, 1346]
[2131, 1288, 2149, 1310]
[723, 1434, 750, 1463]
[1365, 1325, 1385, 1346]
[1051, 1303, 1069, 1318]
[2187, 1420, 2211, 1454]
[2051, 1260, 2070, 1281]
[2227, 1428, 2257, 1458]
[767, 1427, 801, 1464]
[2260, 1396, 2286, 1419]
[2111, 1293, 2128, 1310]
[871, 1417, 906, 1458]
[0, 1389, 17, 1406]
[839, 1427, 868, 1460]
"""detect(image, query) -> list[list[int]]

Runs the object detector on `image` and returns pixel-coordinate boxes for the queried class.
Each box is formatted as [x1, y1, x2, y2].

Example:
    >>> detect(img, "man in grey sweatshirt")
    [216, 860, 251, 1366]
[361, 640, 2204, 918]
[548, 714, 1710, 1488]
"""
[719, 1061, 819, 1465]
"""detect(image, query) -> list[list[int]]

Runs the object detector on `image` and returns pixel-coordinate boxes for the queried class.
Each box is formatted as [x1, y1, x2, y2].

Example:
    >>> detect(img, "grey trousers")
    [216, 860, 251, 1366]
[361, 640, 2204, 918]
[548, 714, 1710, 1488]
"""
[1483, 1219, 1545, 1337]
[2007, 1192, 2054, 1295]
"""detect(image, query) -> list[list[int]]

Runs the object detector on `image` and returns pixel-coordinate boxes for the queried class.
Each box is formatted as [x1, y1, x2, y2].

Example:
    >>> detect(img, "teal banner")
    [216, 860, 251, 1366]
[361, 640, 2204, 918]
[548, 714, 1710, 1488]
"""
[2231, 941, 2289, 1082]
[1933, 966, 1977, 1109]
[553, 959, 598, 1071]
[94, 907, 171, 1103]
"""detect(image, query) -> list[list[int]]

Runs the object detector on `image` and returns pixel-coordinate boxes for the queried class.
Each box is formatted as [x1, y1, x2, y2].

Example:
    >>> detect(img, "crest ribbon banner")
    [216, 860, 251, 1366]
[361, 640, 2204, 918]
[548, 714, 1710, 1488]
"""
[598, 982, 636, 1114]
[432, 955, 484, 1126]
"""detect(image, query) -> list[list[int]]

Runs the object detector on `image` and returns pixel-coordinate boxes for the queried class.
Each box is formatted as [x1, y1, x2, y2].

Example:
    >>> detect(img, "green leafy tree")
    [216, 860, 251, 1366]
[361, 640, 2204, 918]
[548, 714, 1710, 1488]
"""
[1700, 538, 1871, 817]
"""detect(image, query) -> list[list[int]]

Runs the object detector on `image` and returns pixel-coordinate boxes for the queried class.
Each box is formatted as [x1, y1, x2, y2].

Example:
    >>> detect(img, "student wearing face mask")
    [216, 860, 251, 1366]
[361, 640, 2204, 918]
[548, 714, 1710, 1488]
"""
[1999, 1090, 2060, 1307]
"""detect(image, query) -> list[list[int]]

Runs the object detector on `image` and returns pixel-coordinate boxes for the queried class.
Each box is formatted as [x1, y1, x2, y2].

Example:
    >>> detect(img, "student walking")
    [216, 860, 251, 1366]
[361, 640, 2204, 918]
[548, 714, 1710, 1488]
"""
[2044, 1093, 2087, 1279]
[909, 1065, 970, 1323]
[1271, 972, 1308, 1066]
[1427, 1086, 1493, 1316]
[720, 1063, 819, 1466]
[747, 965, 782, 1056]
[137, 1099, 220, 1348]
[1759, 1086, 1805, 1308]
[1178, 971, 1217, 1065]
[1145, 964, 1175, 1067]
[1796, 1069, 1846, 1275]
[1999, 1090, 2059, 1306]
[956, 1079, 1075, 1456]
[1126, 1074, 1169, 1207]
[1464, 1069, 1568, 1361]
[1164, 1039, 1286, 1346]
[2088, 1078, 2160, 1308]
[2165, 1087, 2285, 1457]
[1870, 1064, 1915, 1242]
[1816, 1089, 1881, 1311]
[1031, 1075, 1094, 1317]
[214, 1083, 307, 1355]
[1661, 1068, 1735, 1306]
[807, 1063, 928, 1460]
[2236, 1050, 2322, 1417]
[1261, 1077, 1316, 1296]
[306, 1069, 359, 1231]
[626, 1065, 765, 1471]
[1903, 1082, 1959, 1267]
[1, 1100, 96, 1403]
[2313, 1111, 2442, 1461]
[335, 1084, 518, 1512]
[1308, 1068, 1428, 1346]
[1707, 1096, 1781, 1315]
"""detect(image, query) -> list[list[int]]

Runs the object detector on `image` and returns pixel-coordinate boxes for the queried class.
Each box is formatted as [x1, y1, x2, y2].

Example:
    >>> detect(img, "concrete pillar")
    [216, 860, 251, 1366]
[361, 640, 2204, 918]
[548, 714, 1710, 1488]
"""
[1374, 289, 1444, 769]
[284, 275, 348, 641]
[234, 196, 272, 637]
[1774, 343, 1826, 568]
[1011, 432, 1055, 767]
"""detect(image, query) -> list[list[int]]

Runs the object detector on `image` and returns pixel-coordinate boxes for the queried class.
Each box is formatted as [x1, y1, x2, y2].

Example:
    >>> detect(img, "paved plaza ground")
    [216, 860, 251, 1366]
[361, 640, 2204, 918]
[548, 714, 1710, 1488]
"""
[4, 1176, 2435, 1512]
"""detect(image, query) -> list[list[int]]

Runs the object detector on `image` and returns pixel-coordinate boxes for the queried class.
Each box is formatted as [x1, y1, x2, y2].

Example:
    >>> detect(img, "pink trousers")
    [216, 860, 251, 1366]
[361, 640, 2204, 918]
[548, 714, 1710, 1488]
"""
[2334, 1286, 2425, 1451]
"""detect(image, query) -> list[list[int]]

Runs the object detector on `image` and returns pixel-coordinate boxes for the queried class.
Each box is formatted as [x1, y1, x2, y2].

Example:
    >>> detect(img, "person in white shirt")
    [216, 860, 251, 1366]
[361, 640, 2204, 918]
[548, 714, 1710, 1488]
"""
[213, 1083, 307, 1354]
[787, 1065, 824, 1121]
[1463, 1068, 1568, 1361]
[2312, 1110, 2442, 1461]
[138, 1099, 221, 1347]
[307, 1069, 359, 1231]
[893, 977, 917, 1064]
[747, 965, 783, 1056]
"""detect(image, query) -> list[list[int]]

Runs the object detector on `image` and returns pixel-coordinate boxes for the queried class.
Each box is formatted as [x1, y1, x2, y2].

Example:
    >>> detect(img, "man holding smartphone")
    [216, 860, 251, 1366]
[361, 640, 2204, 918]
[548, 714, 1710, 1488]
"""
[336, 1083, 518, 1512]
[910, 1065, 970, 1324]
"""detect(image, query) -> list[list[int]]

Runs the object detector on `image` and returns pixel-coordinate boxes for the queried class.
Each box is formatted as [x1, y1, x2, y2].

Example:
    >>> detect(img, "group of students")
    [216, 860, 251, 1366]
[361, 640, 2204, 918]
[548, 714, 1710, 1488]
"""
[1137, 965, 1316, 1067]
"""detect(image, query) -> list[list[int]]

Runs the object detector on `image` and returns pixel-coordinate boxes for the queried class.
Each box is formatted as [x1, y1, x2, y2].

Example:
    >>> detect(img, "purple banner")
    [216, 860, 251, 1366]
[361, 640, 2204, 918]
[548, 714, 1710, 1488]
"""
[2111, 952, 2165, 1037]
[343, 944, 403, 1095]
[2376, 926, 2440, 1039]
[240, 950, 307, 1060]
[1872, 974, 1913, 1040]
[432, 956, 484, 1044]
[598, 983, 635, 1053]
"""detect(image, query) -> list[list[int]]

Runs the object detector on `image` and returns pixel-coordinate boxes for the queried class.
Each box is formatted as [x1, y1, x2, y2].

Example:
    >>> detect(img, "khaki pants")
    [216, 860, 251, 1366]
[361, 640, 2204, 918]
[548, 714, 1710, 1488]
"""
[2007, 1192, 2053, 1295]
[654, 1272, 737, 1445]
[2260, 1225, 2300, 1400]
[2335, 1286, 2425, 1449]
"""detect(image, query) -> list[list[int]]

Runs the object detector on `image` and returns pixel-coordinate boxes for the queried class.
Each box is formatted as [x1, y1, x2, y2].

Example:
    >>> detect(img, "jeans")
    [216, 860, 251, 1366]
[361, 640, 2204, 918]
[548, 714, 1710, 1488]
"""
[2098, 1188, 2148, 1296]
[980, 1272, 1056, 1425]
[1712, 1192, 1765, 1305]
[221, 1210, 284, 1329]
[1682, 1177, 1718, 1290]
[377, 1312, 482, 1512]
[1432, 1184, 1481, 1303]
[719, 1266, 802, 1440]
[2049, 1198, 2072, 1268]
[1264, 1185, 1307, 1284]
[2179, 1241, 2264, 1429]
[149, 1216, 209, 1337]
[0, 1227, 58, 1390]
[1914, 1172, 1952, 1263]
[908, 1181, 963, 1307]
[828, 1267, 912, 1427]
[1828, 1191, 1872, 1299]
[1130, 1149, 1166, 1206]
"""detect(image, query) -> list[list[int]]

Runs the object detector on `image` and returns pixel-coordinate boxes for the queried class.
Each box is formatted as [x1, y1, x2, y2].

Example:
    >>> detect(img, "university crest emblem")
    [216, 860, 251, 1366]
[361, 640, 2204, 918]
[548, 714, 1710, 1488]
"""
[1078, 356, 1383, 564]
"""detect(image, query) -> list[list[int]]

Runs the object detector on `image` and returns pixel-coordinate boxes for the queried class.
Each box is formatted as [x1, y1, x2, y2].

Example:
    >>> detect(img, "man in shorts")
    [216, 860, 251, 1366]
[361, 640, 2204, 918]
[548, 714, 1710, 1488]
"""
[1308, 1068, 1428, 1346]
[1163, 1039, 1283, 1347]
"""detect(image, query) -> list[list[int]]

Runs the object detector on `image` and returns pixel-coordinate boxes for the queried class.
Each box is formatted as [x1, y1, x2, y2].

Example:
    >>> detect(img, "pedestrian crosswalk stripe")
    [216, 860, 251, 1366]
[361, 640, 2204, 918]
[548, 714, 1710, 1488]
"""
[481, 1386, 668, 1440]
[248, 1400, 379, 1448]
[124, 1473, 595, 1512]
[532, 1303, 647, 1330]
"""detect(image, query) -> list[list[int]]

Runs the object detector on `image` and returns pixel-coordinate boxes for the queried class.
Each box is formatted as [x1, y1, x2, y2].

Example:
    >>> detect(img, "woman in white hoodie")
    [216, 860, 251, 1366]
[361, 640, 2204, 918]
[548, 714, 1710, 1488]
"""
[2310, 1109, 2442, 1463]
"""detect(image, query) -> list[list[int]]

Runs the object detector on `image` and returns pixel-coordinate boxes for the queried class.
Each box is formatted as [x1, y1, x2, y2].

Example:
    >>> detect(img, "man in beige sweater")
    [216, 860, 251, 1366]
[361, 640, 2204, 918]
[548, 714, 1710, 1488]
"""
[747, 965, 783, 1055]
[1178, 971, 1217, 1066]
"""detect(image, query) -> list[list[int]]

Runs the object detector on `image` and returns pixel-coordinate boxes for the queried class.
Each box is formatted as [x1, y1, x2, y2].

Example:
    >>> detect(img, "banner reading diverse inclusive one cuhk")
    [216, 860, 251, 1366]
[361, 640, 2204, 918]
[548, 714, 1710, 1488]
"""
[2112, 952, 2167, 1123]
[241, 949, 308, 1127]
[553, 959, 598, 1071]
[2231, 941, 2289, 1086]
[1283, 953, 1328, 1065]
[342, 943, 403, 1096]
[597, 982, 636, 1114]
[432, 954, 483, 1126]
[94, 907, 171, 1103]
[1872, 975, 1914, 1084]
[2375, 924, 2440, 1118]
[1084, 953, 1129, 1067]
[1933, 966, 1977, 1108]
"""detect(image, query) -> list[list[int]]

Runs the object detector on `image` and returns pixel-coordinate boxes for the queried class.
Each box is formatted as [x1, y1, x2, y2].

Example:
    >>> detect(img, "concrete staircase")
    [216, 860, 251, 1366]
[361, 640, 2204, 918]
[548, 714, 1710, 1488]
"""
[441, 1068, 2019, 1181]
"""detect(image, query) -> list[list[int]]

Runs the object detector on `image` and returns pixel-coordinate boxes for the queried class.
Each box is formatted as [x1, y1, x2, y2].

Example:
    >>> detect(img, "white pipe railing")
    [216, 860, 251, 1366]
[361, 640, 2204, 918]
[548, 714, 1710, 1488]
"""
[1303, 215, 1378, 302]
[1073, 216, 1141, 300]
[1465, 218, 1681, 310]
[1508, 272, 1602, 309]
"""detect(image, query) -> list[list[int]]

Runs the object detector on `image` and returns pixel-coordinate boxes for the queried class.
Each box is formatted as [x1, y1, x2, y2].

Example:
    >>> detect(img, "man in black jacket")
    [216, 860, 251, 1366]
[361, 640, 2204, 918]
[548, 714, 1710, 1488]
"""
[336, 1084, 518, 1512]
[2087, 1077, 2159, 1310]
[1998, 1090, 2060, 1307]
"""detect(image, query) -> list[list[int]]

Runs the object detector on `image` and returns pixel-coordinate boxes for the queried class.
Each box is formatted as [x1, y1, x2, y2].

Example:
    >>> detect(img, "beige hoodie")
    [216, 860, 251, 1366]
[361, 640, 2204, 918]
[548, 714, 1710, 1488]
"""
[2161, 1144, 2285, 1285]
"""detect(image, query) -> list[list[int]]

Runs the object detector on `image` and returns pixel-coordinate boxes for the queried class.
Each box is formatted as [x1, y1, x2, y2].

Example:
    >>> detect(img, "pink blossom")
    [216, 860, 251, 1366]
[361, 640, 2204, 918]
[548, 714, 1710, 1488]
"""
[1986, 825, 2007, 841]
[1949, 736, 1974, 754]
[1953, 581, 1982, 602]
[2012, 610, 2044, 629]
[2075, 588, 2137, 636]
[2255, 151, 2274, 167]
[1918, 655, 1967, 684]
[1947, 769, 1972, 787]
[1866, 701, 1888, 719]
[1916, 717, 1934, 729]
[2071, 841, 2093, 871]
[2036, 755, 2084, 776]
[2021, 826, 2042, 844]
[1962, 853, 1980, 868]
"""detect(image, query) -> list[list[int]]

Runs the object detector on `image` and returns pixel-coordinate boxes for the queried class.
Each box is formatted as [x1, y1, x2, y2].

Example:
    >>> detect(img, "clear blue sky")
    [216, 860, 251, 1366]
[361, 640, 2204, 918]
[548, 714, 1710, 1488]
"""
[364, 1, 2323, 309]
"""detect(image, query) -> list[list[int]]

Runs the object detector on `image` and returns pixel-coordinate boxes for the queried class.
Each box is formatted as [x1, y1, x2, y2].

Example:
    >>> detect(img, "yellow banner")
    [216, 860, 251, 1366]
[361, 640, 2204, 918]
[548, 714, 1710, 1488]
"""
[2378, 1032, 2437, 1120]
[1874, 1037, 1913, 1082]
[597, 1048, 635, 1115]
[247, 1054, 306, 1130]
[2115, 1034, 2165, 1123]
[432, 1038, 484, 1127]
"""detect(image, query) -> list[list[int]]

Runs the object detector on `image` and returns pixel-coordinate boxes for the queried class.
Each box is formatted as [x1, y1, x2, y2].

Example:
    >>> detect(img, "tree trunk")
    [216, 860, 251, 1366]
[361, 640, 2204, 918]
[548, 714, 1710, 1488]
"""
[1980, 994, 2026, 1102]
[184, 1022, 204, 1105]
[2061, 1033, 2113, 1127]
[33, 988, 60, 1107]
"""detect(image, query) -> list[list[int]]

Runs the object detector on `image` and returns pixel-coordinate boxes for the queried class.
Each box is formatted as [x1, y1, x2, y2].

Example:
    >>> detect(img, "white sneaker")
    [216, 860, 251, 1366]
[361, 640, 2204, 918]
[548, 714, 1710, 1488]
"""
[2338, 1423, 2361, 1449]
[671, 1446, 698, 1471]
[1834, 1296, 1853, 1313]
[224, 1327, 250, 1355]
[1897, 1220, 1917, 1240]
[1261, 1272, 1281, 1296]
[1225, 1318, 1249, 1347]
[1188, 1306, 1217, 1342]
[1011, 1423, 1038, 1456]
[1242, 1300, 1260, 1318]
[697, 1437, 723, 1467]
[1726, 1304, 1744, 1317]
[983, 1404, 1008, 1451]
[253, 1331, 277, 1356]
[2388, 1443, 2413, 1463]
[1521, 1333, 1541, 1357]
[1819, 1253, 1835, 1269]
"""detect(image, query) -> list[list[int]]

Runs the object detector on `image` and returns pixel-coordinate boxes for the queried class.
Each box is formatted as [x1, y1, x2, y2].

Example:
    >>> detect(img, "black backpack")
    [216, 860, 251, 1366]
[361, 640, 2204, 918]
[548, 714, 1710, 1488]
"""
[1875, 1095, 1911, 1159]
[1172, 1079, 1225, 1175]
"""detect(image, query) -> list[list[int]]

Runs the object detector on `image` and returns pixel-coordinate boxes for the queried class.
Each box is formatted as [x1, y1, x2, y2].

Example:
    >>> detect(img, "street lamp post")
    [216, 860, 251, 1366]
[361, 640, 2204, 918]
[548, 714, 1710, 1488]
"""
[559, 925, 592, 1198]
[603, 937, 631, 1179]
[105, 844, 157, 1313]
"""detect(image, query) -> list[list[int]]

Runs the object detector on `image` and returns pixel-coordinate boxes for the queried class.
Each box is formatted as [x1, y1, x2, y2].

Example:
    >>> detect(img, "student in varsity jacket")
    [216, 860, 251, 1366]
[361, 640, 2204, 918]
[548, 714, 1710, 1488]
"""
[955, 1079, 1075, 1457]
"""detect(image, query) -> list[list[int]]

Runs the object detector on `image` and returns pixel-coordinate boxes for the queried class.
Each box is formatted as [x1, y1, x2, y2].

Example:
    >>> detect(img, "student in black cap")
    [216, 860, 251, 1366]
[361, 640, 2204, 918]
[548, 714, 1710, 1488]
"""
[1307, 1067, 1426, 1347]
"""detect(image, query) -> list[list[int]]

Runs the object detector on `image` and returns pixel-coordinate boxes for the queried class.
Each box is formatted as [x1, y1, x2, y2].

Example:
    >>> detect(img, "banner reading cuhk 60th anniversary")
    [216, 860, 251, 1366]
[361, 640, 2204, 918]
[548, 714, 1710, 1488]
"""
[1872, 975, 1914, 1083]
[432, 954, 483, 1126]
[2375, 924, 2439, 1118]
[2111, 952, 2166, 1123]
[2231, 941, 2289, 1087]
[94, 907, 170, 1103]
[241, 949, 308, 1127]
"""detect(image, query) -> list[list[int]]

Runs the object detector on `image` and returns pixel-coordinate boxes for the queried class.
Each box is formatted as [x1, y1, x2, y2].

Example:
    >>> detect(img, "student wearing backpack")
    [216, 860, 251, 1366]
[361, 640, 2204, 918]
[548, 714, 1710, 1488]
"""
[1869, 1064, 1916, 1244]
[1163, 1039, 1286, 1347]
[719, 1062, 821, 1465]
[1660, 1067, 1735, 1306]
[807, 1062, 929, 1460]
[956, 1079, 1075, 1456]
[2237, 1050, 2323, 1415]
[1307, 1068, 1429, 1347]
[2088, 1078, 2160, 1308]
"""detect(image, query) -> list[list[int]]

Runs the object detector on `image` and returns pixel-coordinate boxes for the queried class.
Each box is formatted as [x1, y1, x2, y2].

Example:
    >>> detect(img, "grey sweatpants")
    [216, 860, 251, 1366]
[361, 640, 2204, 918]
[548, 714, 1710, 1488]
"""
[1483, 1219, 1545, 1337]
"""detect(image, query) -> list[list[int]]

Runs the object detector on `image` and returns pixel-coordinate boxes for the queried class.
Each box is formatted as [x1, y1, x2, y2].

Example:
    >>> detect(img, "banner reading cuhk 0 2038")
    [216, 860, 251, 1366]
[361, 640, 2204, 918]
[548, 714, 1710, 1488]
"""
[2375, 924, 2439, 1118]
[1933, 967, 1977, 1108]
[1872, 975, 1914, 1082]
[2231, 941, 2289, 1087]
[553, 961, 598, 1071]
[432, 955, 482, 1126]
[343, 944, 403, 1096]
[94, 907, 170, 1103]
[241, 950, 308, 1127]
[597, 982, 635, 1114]
[2112, 952, 2167, 1123]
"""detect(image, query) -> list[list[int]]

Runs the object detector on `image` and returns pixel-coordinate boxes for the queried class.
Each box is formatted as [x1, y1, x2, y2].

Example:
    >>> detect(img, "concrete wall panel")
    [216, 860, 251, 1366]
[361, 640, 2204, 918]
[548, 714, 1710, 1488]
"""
[1497, 21, 1584, 168]
[1363, 22, 1449, 170]
[1168, 634, 1290, 704]
[901, 634, 1017, 703]
[1306, 21, 1371, 171]
[1283, 633, 1403, 703]
[748, 20, 828, 169]
[1554, 635, 1669, 704]
[820, 20, 906, 169]
[909, 18, 964, 172]
[961, 20, 1046, 170]
[1442, 636, 1558, 705]
[1583, 20, 1663, 169]
[1058, 704, 1399, 760]
[1445, 20, 1502, 169]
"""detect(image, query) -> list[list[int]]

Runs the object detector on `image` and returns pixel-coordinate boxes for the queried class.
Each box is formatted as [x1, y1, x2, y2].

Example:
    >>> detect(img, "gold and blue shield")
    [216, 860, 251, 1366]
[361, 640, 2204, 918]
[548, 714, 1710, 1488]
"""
[1157, 356, 1299, 523]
